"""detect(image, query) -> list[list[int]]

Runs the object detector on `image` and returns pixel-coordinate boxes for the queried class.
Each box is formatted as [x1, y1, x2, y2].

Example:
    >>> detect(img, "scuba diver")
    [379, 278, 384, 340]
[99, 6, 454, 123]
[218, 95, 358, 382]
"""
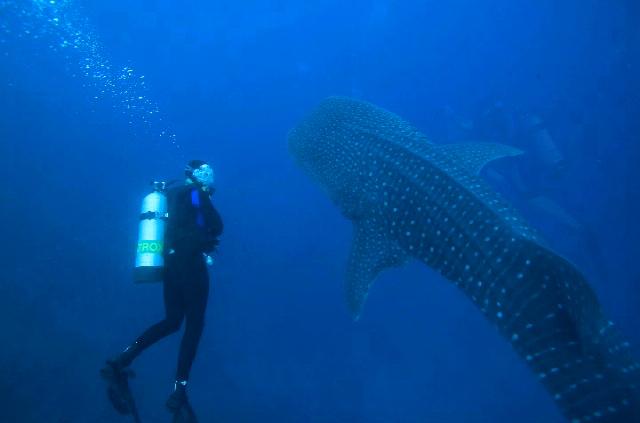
[475, 102, 607, 281]
[101, 160, 223, 423]
[442, 100, 605, 279]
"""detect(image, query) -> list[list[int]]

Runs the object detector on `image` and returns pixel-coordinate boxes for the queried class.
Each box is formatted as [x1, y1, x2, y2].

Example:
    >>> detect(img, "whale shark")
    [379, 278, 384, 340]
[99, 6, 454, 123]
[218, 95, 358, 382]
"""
[288, 97, 639, 422]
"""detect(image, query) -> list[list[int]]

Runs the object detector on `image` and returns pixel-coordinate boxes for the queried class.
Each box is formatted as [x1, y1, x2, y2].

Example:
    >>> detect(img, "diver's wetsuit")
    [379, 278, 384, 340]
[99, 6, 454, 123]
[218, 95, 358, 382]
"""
[129, 183, 223, 382]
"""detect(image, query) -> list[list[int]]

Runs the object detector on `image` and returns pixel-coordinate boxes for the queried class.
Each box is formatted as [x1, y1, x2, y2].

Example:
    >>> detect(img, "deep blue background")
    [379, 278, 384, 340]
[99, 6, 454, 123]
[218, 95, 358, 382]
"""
[1, 1, 638, 422]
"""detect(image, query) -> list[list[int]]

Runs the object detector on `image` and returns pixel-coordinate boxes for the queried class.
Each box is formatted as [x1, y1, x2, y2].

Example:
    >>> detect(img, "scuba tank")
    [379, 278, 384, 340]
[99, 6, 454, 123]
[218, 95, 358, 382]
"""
[523, 114, 564, 168]
[134, 181, 168, 283]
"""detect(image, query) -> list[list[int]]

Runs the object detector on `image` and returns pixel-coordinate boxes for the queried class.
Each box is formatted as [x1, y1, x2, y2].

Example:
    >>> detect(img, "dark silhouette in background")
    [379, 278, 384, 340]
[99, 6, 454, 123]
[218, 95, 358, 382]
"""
[443, 101, 607, 281]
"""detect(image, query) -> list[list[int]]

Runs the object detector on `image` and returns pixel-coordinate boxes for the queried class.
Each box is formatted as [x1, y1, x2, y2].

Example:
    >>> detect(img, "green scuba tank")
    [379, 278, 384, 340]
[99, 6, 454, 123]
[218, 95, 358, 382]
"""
[134, 181, 168, 283]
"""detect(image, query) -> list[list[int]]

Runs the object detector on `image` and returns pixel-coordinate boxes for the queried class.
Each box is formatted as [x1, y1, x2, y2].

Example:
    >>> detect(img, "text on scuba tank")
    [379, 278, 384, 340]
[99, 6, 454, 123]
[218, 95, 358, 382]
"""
[137, 241, 164, 253]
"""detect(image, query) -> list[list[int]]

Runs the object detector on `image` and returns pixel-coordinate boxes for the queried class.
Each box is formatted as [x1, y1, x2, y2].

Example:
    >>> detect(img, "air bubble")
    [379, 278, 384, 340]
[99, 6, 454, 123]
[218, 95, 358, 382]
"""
[2, 0, 179, 147]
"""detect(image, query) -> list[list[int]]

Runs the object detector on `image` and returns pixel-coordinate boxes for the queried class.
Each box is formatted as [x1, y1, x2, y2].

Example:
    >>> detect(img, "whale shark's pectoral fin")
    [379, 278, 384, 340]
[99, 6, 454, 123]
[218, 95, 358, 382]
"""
[346, 218, 409, 320]
[435, 142, 524, 175]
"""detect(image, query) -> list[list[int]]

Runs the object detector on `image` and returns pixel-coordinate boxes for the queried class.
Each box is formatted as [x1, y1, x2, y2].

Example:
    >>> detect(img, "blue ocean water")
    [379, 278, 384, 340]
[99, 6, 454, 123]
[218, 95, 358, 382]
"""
[0, 1, 638, 422]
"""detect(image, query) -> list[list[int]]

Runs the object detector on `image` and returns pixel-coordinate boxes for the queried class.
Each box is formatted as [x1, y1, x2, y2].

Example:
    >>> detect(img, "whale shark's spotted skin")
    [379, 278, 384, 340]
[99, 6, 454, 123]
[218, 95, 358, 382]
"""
[289, 97, 639, 423]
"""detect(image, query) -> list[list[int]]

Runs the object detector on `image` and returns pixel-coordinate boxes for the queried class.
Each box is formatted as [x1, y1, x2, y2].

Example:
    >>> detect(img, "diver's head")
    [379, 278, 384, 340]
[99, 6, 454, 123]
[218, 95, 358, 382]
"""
[185, 160, 215, 191]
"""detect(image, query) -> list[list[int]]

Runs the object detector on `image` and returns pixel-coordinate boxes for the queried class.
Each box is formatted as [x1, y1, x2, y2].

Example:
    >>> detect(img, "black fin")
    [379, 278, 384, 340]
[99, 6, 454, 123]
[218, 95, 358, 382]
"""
[100, 362, 141, 422]
[172, 402, 198, 423]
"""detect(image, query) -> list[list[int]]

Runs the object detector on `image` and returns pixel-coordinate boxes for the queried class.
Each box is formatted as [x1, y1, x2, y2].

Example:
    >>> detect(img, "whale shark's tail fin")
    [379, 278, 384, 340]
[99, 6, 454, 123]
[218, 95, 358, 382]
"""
[488, 239, 640, 422]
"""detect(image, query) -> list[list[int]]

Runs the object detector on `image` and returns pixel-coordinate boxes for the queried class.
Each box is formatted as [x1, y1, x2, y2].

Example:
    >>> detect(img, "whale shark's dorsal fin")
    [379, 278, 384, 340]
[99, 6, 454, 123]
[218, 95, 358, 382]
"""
[346, 218, 409, 319]
[434, 142, 523, 175]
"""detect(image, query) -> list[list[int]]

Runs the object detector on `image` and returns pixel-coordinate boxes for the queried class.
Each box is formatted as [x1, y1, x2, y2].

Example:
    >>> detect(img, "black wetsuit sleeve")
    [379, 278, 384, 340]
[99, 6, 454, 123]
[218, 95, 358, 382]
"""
[198, 189, 223, 253]
[165, 185, 223, 257]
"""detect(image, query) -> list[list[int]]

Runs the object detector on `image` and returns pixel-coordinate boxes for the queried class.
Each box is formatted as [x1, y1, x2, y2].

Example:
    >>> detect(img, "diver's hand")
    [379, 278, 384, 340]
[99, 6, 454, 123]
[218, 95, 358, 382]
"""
[203, 254, 215, 266]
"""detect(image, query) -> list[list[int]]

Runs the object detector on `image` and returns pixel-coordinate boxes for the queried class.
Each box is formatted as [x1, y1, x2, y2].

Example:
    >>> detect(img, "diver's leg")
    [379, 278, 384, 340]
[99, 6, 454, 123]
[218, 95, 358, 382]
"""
[167, 265, 209, 412]
[175, 266, 209, 383]
[101, 275, 184, 417]
[112, 273, 186, 368]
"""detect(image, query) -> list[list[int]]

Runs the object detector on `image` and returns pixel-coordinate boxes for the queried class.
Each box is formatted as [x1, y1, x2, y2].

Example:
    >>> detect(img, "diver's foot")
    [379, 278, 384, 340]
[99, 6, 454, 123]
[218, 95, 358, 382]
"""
[166, 384, 188, 412]
[105, 356, 126, 374]
[107, 342, 140, 371]
[100, 361, 136, 415]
